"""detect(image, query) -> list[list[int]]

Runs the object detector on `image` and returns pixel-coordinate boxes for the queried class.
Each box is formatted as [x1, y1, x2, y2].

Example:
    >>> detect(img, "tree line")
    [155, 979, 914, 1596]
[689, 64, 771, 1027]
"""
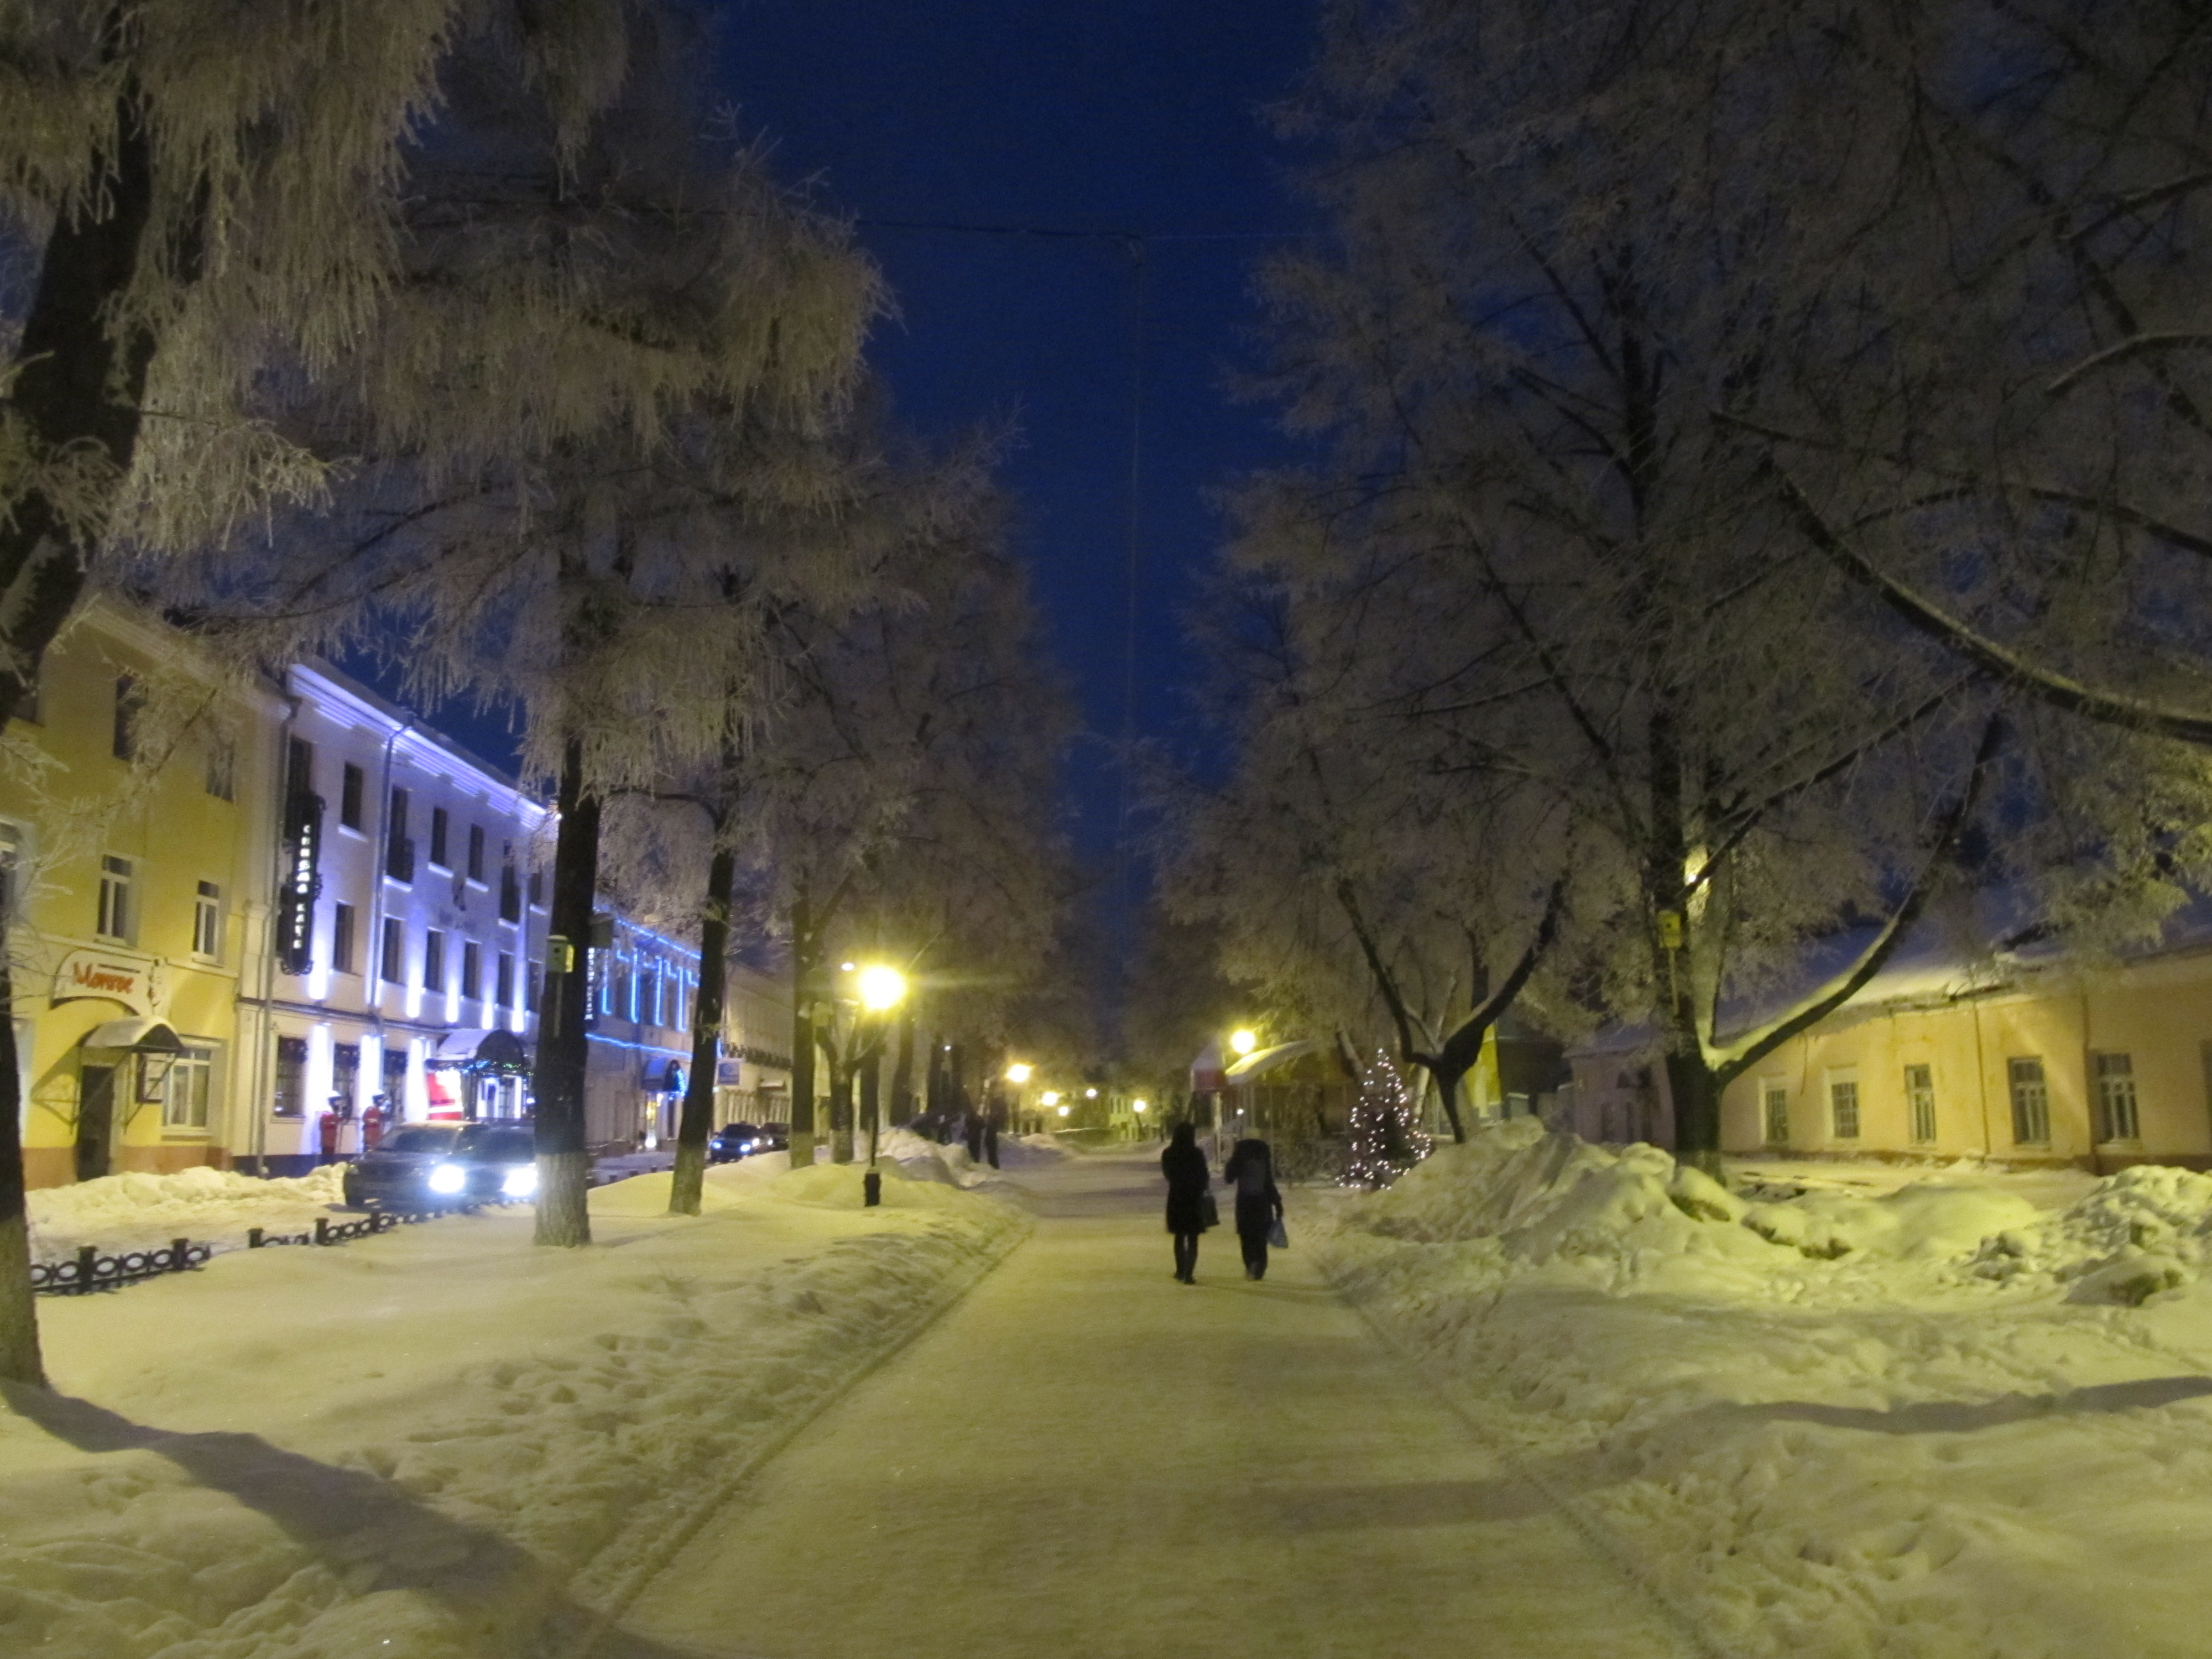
[0, 1, 1070, 1385]
[1156, 0, 2212, 1170]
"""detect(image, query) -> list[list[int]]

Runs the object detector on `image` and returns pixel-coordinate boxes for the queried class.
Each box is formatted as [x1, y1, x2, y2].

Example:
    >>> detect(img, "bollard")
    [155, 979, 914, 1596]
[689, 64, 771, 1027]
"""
[75, 1244, 97, 1292]
[169, 1237, 190, 1272]
[863, 1170, 882, 1208]
[314, 1217, 331, 1245]
[248, 1226, 265, 1249]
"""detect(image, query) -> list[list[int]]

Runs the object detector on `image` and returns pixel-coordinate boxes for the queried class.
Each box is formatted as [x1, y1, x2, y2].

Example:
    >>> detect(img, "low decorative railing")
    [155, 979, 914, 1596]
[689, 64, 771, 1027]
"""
[32, 1239, 212, 1295]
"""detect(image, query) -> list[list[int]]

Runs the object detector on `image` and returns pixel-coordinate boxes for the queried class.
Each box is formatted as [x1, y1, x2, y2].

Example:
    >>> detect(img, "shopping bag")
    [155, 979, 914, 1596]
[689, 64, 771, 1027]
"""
[1267, 1217, 1288, 1250]
[1199, 1190, 1220, 1229]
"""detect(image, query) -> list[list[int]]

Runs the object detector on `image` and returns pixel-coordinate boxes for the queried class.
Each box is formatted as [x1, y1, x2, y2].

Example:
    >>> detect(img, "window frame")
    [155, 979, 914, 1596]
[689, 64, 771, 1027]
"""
[96, 853, 134, 943]
[2008, 1057, 2051, 1145]
[1904, 1062, 1937, 1145]
[340, 763, 365, 831]
[332, 901, 357, 975]
[1828, 1071, 1861, 1140]
[2092, 1051, 2140, 1144]
[161, 1045, 217, 1133]
[381, 917, 406, 985]
[191, 880, 223, 961]
[1760, 1079, 1789, 1146]
[422, 928, 446, 994]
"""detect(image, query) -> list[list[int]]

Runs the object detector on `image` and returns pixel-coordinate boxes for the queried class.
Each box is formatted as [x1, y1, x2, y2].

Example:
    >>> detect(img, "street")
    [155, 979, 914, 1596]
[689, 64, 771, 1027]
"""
[606, 1150, 1692, 1659]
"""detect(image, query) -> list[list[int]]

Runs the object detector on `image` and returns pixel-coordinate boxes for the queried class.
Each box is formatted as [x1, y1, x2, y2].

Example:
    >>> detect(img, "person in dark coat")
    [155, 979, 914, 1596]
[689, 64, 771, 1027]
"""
[1160, 1121, 1213, 1283]
[1222, 1137, 1285, 1281]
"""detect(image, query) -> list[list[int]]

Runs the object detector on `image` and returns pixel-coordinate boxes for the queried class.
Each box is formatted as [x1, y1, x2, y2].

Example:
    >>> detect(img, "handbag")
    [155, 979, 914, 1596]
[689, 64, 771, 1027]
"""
[1267, 1216, 1289, 1250]
[1198, 1190, 1220, 1229]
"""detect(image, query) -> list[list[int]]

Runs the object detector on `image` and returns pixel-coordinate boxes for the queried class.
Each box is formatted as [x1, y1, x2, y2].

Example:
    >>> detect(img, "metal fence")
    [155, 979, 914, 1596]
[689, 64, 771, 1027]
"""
[32, 1240, 212, 1295]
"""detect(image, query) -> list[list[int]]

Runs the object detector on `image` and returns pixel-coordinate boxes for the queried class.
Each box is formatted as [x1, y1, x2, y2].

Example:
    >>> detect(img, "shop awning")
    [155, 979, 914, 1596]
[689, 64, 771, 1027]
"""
[1224, 1039, 1325, 1082]
[80, 1018, 186, 1054]
[425, 1028, 530, 1071]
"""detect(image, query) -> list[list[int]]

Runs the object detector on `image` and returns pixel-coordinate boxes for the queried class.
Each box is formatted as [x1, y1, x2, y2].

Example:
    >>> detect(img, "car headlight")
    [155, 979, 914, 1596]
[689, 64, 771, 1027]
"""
[739, 1140, 754, 1152]
[426, 1164, 467, 1195]
[502, 1164, 538, 1198]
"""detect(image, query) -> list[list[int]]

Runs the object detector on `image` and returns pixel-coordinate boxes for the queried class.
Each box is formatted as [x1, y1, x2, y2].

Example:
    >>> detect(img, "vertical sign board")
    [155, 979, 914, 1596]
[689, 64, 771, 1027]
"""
[277, 790, 324, 974]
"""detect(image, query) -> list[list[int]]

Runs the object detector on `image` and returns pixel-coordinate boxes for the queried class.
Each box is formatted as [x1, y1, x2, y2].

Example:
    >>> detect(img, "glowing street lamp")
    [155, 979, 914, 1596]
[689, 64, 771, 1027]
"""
[1230, 1028, 1258, 1056]
[1057, 1104, 1071, 1118]
[1040, 1089, 1060, 1107]
[855, 964, 906, 1013]
[1004, 1062, 1033, 1084]
[1132, 1098, 1147, 1113]
[1084, 1087, 1098, 1099]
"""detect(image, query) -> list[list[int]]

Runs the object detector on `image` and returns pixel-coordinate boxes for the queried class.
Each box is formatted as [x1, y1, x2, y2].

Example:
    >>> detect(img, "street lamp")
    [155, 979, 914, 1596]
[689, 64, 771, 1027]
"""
[852, 964, 908, 1199]
[1230, 1029, 1258, 1056]
[1004, 1061, 1032, 1084]
[1040, 1089, 1061, 1107]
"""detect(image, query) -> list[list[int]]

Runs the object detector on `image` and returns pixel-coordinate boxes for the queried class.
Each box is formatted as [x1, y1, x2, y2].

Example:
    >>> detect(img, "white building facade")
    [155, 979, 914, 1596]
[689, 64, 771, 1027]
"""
[241, 664, 551, 1175]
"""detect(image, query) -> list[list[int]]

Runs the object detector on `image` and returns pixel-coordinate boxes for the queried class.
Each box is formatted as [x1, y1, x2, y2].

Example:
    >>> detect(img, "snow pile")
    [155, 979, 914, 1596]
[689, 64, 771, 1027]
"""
[1314, 1126, 2212, 1656]
[1966, 1162, 2212, 1305]
[0, 1164, 1029, 1658]
[27, 1163, 352, 1259]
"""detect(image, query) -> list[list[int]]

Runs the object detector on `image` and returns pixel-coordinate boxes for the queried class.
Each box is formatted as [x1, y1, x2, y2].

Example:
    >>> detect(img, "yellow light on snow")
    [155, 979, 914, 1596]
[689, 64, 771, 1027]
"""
[1230, 1029, 1258, 1056]
[855, 964, 906, 1012]
[1004, 1062, 1033, 1084]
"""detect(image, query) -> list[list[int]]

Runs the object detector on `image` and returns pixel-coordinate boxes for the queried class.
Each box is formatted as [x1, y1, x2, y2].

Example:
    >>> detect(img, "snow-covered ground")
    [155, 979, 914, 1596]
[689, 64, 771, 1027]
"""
[1312, 1123, 2212, 1657]
[0, 1145, 1026, 1658]
[27, 1164, 361, 1261]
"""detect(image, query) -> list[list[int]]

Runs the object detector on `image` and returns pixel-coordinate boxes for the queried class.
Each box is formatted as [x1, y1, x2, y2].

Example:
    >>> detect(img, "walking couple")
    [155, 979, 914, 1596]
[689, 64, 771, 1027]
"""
[1160, 1121, 1285, 1284]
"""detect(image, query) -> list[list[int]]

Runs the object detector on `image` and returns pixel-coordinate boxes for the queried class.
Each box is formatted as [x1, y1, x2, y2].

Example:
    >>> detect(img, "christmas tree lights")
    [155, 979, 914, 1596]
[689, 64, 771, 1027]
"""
[1343, 1051, 1431, 1188]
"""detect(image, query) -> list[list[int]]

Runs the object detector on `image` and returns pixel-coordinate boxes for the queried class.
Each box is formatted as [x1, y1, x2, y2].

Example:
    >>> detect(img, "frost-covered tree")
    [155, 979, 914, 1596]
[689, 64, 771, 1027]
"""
[1246, 0, 2011, 1171]
[0, 0, 647, 1384]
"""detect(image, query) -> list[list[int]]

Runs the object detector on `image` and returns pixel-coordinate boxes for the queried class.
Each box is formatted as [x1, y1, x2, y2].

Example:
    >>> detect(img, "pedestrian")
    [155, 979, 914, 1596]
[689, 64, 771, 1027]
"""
[1160, 1121, 1213, 1284]
[1222, 1136, 1285, 1281]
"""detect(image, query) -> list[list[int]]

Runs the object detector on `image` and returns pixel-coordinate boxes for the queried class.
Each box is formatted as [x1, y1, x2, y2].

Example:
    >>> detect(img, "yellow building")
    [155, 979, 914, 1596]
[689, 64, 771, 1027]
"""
[1563, 928, 2212, 1173]
[2, 601, 282, 1187]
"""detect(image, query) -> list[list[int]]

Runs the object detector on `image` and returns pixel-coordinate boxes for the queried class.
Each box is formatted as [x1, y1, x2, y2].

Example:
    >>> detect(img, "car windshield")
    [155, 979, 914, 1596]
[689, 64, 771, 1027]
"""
[383, 1126, 459, 1155]
[474, 1130, 534, 1162]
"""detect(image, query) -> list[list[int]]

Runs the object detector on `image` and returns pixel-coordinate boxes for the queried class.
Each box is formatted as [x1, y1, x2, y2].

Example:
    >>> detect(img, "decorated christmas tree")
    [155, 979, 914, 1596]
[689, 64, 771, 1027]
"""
[1343, 1051, 1431, 1188]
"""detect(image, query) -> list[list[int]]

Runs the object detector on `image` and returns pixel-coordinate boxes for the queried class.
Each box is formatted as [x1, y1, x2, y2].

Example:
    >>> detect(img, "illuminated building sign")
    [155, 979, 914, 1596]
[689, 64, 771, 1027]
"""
[276, 790, 324, 975]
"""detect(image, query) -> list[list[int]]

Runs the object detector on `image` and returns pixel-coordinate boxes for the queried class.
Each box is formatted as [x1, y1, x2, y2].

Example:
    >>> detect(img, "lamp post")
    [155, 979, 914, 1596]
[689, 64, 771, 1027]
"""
[1003, 1061, 1031, 1136]
[855, 965, 907, 1202]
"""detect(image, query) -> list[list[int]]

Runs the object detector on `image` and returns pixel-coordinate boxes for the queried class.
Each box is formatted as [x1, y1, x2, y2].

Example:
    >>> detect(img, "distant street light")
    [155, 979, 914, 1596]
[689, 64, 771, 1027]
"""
[1040, 1089, 1061, 1107]
[1132, 1099, 1147, 1113]
[1084, 1087, 1098, 1099]
[1230, 1029, 1258, 1056]
[1004, 1062, 1033, 1084]
[1057, 1104, 1071, 1118]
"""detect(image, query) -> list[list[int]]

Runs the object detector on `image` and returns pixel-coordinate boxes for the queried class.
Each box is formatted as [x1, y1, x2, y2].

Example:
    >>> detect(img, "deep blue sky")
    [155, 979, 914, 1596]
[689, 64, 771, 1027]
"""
[723, 1, 1321, 869]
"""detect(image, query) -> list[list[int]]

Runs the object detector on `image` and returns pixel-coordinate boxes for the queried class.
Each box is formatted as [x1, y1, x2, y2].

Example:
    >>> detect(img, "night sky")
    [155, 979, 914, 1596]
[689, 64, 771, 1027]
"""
[723, 0, 1321, 866]
[360, 2, 1319, 935]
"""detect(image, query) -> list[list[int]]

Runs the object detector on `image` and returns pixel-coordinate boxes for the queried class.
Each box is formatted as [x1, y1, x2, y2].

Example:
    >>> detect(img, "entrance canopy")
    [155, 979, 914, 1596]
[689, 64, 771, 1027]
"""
[80, 1018, 186, 1054]
[426, 1028, 529, 1072]
[1224, 1039, 1325, 1083]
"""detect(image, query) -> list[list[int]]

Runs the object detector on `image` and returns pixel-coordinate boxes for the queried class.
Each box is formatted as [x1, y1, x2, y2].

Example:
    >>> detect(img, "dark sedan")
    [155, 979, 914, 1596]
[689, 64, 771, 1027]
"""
[709, 1122, 760, 1162]
[343, 1123, 538, 1209]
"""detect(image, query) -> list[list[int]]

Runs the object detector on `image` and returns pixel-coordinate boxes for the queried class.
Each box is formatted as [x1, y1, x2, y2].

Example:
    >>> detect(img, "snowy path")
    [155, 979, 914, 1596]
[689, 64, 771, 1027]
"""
[609, 1150, 1692, 1659]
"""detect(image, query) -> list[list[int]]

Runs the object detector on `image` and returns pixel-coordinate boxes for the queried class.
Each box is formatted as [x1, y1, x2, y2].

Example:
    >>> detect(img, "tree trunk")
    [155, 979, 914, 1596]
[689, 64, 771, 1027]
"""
[531, 739, 599, 1245]
[1663, 1046, 1723, 1178]
[830, 1060, 854, 1164]
[0, 940, 48, 1387]
[0, 88, 163, 733]
[1429, 1059, 1469, 1144]
[860, 1040, 881, 1164]
[667, 842, 734, 1217]
[889, 1011, 915, 1123]
[786, 889, 819, 1168]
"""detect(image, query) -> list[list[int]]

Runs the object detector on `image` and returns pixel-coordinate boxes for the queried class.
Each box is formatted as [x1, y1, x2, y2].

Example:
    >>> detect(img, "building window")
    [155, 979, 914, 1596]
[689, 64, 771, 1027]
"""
[499, 862, 521, 924]
[340, 763, 364, 830]
[496, 951, 514, 1010]
[526, 960, 541, 1013]
[162, 1046, 215, 1131]
[2093, 1052, 2140, 1143]
[429, 806, 450, 869]
[96, 854, 134, 942]
[204, 729, 236, 801]
[385, 788, 414, 881]
[423, 929, 446, 993]
[332, 1042, 361, 1115]
[1905, 1063, 1937, 1144]
[643, 966, 661, 1029]
[0, 820, 21, 918]
[2009, 1057, 2050, 1145]
[380, 1043, 406, 1109]
[272, 1036, 307, 1119]
[332, 902, 357, 974]
[528, 870, 544, 909]
[382, 917, 405, 985]
[461, 940, 481, 1001]
[113, 675, 142, 760]
[1829, 1075, 1860, 1140]
[467, 823, 486, 883]
[192, 880, 222, 959]
[1761, 1081, 1788, 1145]
[286, 735, 315, 799]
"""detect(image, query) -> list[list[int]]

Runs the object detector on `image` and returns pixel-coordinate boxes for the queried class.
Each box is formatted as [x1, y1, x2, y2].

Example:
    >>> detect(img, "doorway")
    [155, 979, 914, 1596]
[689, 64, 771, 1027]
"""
[75, 1063, 117, 1182]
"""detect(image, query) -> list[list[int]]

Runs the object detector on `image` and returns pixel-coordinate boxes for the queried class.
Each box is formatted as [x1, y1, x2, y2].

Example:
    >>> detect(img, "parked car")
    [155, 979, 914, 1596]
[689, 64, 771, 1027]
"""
[709, 1122, 760, 1162]
[753, 1122, 789, 1154]
[342, 1123, 538, 1209]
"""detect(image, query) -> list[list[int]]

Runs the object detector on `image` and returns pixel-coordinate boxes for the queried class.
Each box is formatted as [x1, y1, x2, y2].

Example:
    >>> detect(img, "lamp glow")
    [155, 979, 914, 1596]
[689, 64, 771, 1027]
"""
[1084, 1087, 1097, 1099]
[1132, 1099, 1147, 1113]
[1005, 1062, 1033, 1084]
[856, 964, 907, 1012]
[1230, 1029, 1258, 1056]
[1057, 1104, 1071, 1118]
[1040, 1090, 1061, 1107]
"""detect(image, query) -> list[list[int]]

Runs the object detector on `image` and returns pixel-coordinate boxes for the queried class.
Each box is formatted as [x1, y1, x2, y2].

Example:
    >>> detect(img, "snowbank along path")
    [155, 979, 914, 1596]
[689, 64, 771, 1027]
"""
[611, 1148, 1693, 1659]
